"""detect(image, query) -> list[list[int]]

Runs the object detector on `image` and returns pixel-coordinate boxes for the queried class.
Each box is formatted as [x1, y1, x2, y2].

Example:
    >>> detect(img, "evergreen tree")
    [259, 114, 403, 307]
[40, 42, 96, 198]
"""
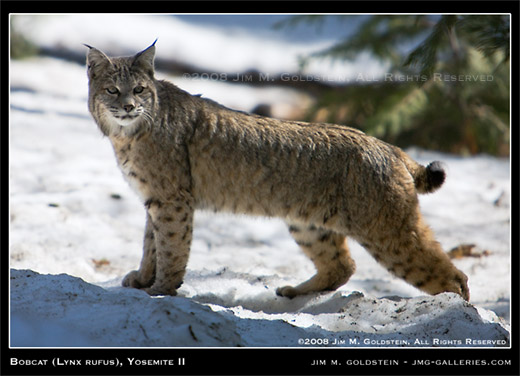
[280, 15, 510, 156]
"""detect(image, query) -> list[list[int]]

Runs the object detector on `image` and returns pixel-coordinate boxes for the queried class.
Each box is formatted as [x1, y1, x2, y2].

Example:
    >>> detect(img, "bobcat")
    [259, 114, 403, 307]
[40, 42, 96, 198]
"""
[86, 42, 470, 301]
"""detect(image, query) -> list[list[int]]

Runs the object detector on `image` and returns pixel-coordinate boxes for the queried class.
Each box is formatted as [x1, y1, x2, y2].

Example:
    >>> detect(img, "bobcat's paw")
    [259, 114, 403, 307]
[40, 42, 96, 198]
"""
[122, 270, 143, 288]
[142, 284, 178, 296]
[276, 285, 298, 299]
[446, 270, 470, 301]
[122, 270, 156, 289]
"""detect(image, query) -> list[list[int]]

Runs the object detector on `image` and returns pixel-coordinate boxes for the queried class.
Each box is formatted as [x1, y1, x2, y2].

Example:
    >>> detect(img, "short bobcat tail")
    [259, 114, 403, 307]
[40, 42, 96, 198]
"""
[411, 161, 446, 194]
[396, 148, 445, 193]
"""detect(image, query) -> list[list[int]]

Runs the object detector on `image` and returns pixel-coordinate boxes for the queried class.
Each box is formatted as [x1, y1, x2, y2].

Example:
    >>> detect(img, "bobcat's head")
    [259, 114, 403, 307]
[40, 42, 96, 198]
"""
[86, 41, 158, 136]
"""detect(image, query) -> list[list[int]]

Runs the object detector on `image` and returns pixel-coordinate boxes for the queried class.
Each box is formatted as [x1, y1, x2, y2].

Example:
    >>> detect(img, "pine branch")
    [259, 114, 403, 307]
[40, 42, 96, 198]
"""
[403, 16, 458, 78]
[313, 16, 431, 66]
[457, 15, 510, 62]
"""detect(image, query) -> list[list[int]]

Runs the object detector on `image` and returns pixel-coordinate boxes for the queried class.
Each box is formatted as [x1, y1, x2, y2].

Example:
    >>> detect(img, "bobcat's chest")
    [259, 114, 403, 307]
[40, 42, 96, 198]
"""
[119, 158, 151, 202]
[112, 137, 181, 204]
[112, 140, 154, 202]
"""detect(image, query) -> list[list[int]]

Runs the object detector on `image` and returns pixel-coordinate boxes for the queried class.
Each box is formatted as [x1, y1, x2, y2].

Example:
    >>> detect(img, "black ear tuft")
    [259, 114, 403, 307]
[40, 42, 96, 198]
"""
[132, 41, 157, 77]
[85, 45, 111, 79]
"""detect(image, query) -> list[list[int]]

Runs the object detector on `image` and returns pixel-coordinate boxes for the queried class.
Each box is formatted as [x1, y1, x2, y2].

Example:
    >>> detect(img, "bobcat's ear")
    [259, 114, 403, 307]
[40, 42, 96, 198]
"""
[85, 45, 111, 80]
[132, 39, 157, 77]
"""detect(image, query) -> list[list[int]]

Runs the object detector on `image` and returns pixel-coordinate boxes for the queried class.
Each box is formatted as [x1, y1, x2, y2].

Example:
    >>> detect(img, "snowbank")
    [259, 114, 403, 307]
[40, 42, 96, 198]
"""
[9, 269, 509, 347]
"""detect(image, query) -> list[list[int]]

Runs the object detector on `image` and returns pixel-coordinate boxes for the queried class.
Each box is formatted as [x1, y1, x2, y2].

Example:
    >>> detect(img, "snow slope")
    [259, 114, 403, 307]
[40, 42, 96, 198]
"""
[9, 15, 511, 348]
[10, 269, 509, 347]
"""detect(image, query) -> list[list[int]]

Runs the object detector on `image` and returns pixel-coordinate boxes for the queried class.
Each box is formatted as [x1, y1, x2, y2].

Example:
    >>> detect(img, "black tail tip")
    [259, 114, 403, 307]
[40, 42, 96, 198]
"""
[426, 161, 446, 189]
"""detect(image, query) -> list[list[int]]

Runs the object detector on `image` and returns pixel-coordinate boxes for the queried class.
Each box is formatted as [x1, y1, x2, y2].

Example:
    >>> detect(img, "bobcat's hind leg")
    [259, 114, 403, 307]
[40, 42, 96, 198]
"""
[359, 210, 470, 301]
[277, 222, 356, 298]
[122, 213, 156, 289]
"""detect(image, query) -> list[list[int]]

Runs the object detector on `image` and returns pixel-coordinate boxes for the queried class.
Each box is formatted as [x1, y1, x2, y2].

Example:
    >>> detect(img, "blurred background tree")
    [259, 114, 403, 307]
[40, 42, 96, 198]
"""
[282, 15, 510, 156]
[10, 17, 39, 59]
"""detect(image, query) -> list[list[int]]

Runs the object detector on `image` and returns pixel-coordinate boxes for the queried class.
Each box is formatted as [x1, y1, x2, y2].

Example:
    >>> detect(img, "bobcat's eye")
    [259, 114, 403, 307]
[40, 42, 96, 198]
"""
[134, 85, 145, 94]
[106, 87, 119, 95]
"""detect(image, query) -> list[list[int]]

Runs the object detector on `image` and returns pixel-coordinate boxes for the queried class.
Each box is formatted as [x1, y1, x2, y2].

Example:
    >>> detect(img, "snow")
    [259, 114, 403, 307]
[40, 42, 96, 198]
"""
[13, 14, 386, 82]
[9, 15, 510, 348]
[10, 270, 509, 348]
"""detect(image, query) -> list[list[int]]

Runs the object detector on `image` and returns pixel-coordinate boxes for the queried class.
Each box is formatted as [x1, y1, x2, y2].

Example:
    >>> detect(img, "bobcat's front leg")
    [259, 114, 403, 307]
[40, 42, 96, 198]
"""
[137, 196, 194, 296]
[122, 213, 157, 289]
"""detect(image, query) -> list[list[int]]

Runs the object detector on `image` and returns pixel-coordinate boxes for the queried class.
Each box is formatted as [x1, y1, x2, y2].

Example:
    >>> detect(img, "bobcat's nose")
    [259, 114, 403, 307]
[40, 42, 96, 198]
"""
[123, 104, 135, 113]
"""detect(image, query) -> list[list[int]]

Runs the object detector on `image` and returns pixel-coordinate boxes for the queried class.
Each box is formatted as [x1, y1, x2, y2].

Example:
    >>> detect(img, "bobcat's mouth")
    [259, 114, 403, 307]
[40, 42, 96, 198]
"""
[117, 114, 138, 121]
[109, 109, 141, 127]
[113, 114, 140, 126]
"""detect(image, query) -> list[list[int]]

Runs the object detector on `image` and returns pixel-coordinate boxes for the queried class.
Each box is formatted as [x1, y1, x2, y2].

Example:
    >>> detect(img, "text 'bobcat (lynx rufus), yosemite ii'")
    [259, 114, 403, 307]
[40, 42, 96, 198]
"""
[86, 41, 469, 301]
